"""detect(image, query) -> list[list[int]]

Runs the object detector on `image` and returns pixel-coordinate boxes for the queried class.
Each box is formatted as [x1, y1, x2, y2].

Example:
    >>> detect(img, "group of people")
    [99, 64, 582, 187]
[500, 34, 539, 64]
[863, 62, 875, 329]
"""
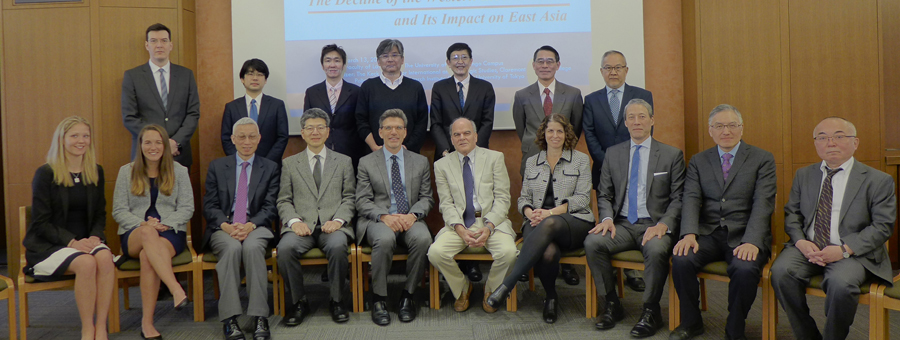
[21, 22, 895, 340]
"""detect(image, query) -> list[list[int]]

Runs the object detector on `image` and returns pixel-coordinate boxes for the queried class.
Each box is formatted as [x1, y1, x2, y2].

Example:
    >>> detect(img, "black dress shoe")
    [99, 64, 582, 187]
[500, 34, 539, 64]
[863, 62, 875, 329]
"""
[518, 274, 529, 282]
[669, 323, 705, 340]
[561, 266, 580, 285]
[282, 300, 310, 327]
[626, 277, 646, 292]
[141, 330, 163, 340]
[630, 308, 663, 338]
[223, 318, 245, 340]
[330, 300, 350, 323]
[542, 299, 558, 323]
[371, 300, 391, 326]
[595, 300, 625, 330]
[464, 263, 483, 282]
[252, 316, 270, 340]
[485, 284, 510, 309]
[321, 270, 329, 282]
[398, 296, 417, 322]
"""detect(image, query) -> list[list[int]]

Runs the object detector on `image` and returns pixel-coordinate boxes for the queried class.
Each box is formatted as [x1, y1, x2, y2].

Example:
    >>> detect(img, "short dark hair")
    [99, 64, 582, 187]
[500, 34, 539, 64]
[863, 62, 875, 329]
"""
[379, 109, 408, 128]
[320, 44, 347, 65]
[301, 108, 331, 128]
[376, 39, 404, 57]
[532, 45, 559, 62]
[239, 59, 269, 79]
[446, 43, 472, 61]
[145, 23, 171, 41]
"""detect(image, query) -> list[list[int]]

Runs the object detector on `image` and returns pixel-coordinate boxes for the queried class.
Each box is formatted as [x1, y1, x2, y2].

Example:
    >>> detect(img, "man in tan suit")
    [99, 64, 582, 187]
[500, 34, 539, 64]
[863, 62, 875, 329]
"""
[427, 118, 517, 313]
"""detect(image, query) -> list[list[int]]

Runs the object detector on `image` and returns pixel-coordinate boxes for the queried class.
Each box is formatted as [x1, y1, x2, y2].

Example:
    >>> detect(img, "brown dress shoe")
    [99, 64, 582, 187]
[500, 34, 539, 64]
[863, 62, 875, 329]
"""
[454, 282, 473, 312]
[482, 289, 498, 313]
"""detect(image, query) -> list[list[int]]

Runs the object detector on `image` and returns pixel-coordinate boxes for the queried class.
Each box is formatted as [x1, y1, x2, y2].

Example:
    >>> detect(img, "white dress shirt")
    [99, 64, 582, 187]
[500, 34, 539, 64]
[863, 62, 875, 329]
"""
[148, 60, 171, 101]
[806, 157, 855, 246]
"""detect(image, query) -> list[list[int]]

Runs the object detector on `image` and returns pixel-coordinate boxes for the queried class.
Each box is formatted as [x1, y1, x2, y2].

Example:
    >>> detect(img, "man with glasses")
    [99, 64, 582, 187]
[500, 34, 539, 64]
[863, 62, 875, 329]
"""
[356, 39, 429, 153]
[222, 58, 289, 165]
[771, 117, 895, 340]
[276, 108, 357, 326]
[670, 104, 777, 340]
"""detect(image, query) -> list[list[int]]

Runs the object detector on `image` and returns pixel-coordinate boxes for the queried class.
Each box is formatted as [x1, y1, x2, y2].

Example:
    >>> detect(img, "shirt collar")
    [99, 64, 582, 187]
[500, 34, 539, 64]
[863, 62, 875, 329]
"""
[717, 141, 742, 160]
[383, 146, 403, 160]
[148, 60, 170, 74]
[538, 79, 556, 95]
[454, 74, 470, 87]
[306, 147, 327, 162]
[244, 93, 263, 103]
[820, 157, 855, 173]
[235, 153, 255, 167]
[326, 79, 343, 91]
[606, 84, 624, 93]
[379, 73, 404, 86]
[630, 137, 652, 150]
[457, 147, 477, 164]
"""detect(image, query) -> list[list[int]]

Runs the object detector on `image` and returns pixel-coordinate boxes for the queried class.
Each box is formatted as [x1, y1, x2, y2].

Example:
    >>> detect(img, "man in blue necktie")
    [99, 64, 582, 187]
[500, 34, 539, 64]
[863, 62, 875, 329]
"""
[220, 59, 289, 165]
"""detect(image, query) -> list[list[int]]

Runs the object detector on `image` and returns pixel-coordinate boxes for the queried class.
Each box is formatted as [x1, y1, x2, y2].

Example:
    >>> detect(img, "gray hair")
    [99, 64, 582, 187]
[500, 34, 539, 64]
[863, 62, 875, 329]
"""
[300, 108, 331, 128]
[376, 39, 404, 58]
[451, 117, 477, 132]
[624, 98, 653, 118]
[816, 116, 858, 136]
[707, 104, 744, 126]
[379, 109, 408, 128]
[232, 117, 259, 134]
[601, 50, 626, 65]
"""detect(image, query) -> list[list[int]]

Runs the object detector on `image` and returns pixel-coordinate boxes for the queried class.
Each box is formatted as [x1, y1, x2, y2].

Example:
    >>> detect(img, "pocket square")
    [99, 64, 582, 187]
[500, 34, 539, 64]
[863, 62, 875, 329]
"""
[653, 172, 668, 176]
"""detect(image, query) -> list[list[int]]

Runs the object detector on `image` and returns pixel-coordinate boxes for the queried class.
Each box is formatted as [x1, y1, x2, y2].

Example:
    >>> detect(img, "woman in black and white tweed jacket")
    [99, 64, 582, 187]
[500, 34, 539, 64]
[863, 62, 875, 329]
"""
[487, 113, 594, 323]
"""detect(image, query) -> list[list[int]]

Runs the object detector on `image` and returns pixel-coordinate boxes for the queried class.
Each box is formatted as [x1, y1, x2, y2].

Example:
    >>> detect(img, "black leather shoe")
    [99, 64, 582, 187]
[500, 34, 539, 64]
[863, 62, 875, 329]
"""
[252, 316, 270, 340]
[485, 284, 510, 309]
[321, 270, 329, 282]
[595, 300, 625, 330]
[282, 300, 310, 327]
[626, 277, 646, 292]
[371, 301, 391, 326]
[561, 266, 580, 285]
[630, 308, 663, 338]
[330, 300, 350, 323]
[542, 299, 558, 323]
[223, 318, 245, 340]
[141, 330, 163, 340]
[464, 262, 483, 282]
[669, 323, 705, 340]
[519, 274, 529, 282]
[398, 296, 417, 322]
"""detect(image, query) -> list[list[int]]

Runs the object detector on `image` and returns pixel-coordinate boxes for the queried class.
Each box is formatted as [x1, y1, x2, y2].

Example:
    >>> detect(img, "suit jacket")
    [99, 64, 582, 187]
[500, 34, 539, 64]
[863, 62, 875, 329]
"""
[201, 155, 281, 250]
[434, 147, 513, 237]
[784, 160, 896, 283]
[597, 139, 685, 231]
[276, 149, 356, 241]
[681, 142, 776, 250]
[24, 164, 106, 266]
[512, 80, 583, 174]
[355, 148, 434, 241]
[304, 80, 365, 166]
[221, 94, 289, 165]
[429, 76, 496, 156]
[112, 162, 194, 235]
[518, 149, 594, 223]
[122, 62, 200, 167]
[583, 84, 654, 187]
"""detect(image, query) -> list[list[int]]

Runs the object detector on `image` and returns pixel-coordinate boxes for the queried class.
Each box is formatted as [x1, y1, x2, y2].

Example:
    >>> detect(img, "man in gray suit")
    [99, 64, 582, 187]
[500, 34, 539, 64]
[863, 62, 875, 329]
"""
[585, 99, 685, 338]
[356, 109, 434, 325]
[771, 117, 895, 340]
[276, 108, 356, 325]
[202, 117, 280, 340]
[670, 104, 777, 340]
[122, 23, 200, 169]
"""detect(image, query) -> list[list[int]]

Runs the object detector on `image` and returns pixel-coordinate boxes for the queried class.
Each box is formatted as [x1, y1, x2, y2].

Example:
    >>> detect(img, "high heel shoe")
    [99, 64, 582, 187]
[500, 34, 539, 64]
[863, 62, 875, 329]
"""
[485, 284, 510, 309]
[174, 295, 188, 310]
[141, 330, 163, 340]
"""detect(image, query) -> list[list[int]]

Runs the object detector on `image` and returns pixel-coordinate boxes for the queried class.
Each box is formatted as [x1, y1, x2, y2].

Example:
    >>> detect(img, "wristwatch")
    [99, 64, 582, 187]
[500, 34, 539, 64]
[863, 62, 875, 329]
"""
[841, 244, 850, 259]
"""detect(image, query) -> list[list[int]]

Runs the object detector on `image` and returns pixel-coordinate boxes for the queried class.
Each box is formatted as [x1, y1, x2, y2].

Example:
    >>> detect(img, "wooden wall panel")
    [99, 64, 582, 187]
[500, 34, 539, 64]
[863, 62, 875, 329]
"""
[98, 0, 175, 8]
[681, 0, 701, 160]
[884, 0, 900, 150]
[643, 0, 685, 150]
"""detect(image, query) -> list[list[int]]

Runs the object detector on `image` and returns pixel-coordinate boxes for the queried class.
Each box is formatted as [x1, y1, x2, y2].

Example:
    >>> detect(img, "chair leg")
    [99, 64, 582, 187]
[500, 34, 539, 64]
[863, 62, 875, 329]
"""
[193, 268, 205, 322]
[617, 267, 625, 298]
[186, 272, 194, 302]
[668, 272, 679, 331]
[585, 264, 595, 318]
[18, 290, 27, 340]
[699, 278, 708, 311]
[109, 277, 121, 333]
[122, 279, 131, 310]
[8, 291, 17, 340]
[528, 269, 535, 292]
[430, 264, 440, 310]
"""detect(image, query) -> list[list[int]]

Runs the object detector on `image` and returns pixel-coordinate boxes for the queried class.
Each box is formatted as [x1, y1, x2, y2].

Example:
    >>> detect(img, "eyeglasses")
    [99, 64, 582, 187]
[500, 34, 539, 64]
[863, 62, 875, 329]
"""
[710, 123, 743, 131]
[602, 65, 627, 73]
[379, 53, 402, 60]
[534, 58, 557, 65]
[244, 71, 266, 78]
[233, 134, 260, 141]
[814, 134, 856, 143]
[148, 38, 170, 44]
[450, 55, 470, 62]
[302, 125, 328, 133]
[380, 126, 405, 132]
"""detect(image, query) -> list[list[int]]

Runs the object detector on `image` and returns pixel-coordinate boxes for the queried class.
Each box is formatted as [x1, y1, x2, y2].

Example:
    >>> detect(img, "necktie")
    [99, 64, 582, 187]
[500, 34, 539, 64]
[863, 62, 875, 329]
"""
[159, 69, 168, 111]
[313, 155, 322, 190]
[462, 156, 475, 228]
[233, 161, 250, 224]
[329, 87, 337, 113]
[627, 145, 642, 224]
[391, 155, 409, 214]
[249, 98, 258, 122]
[542, 88, 552, 116]
[458, 82, 465, 109]
[609, 89, 620, 125]
[722, 153, 734, 181]
[812, 167, 842, 249]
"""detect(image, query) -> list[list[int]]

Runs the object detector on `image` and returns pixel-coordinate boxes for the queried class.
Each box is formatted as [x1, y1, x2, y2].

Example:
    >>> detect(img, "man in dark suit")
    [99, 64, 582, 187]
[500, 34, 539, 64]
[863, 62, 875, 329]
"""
[771, 117, 895, 340]
[430, 42, 496, 158]
[670, 104, 777, 340]
[202, 117, 280, 340]
[583, 50, 654, 293]
[585, 99, 684, 337]
[221, 58, 289, 165]
[356, 109, 434, 325]
[304, 44, 364, 168]
[276, 108, 357, 325]
[122, 23, 200, 169]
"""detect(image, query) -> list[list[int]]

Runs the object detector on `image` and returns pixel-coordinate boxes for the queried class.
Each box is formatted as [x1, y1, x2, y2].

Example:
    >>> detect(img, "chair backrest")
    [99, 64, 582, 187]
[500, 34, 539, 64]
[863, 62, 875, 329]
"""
[19, 206, 31, 268]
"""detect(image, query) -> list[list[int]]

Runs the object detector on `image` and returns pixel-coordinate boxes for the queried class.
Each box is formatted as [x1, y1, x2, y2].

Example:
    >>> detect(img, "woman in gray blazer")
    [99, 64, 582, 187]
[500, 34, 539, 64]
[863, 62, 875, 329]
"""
[112, 124, 194, 339]
[487, 113, 594, 323]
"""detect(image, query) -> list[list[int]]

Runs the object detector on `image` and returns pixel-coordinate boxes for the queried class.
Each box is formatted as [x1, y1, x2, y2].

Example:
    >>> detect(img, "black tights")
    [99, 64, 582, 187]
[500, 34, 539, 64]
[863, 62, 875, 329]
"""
[502, 216, 571, 299]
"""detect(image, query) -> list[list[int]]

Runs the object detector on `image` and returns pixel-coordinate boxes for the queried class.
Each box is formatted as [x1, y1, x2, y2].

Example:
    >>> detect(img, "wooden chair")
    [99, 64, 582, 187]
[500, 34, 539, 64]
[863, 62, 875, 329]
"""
[0, 274, 17, 340]
[196, 247, 280, 321]
[873, 273, 900, 340]
[608, 250, 679, 330]
[520, 243, 597, 318]
[429, 245, 518, 312]
[356, 245, 427, 312]
[276, 244, 359, 315]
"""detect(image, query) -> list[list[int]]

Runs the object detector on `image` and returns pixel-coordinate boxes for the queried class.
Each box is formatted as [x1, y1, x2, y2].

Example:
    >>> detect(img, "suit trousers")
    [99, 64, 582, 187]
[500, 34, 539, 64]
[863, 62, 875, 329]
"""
[366, 221, 432, 297]
[771, 246, 869, 340]
[209, 227, 274, 321]
[584, 217, 672, 308]
[427, 219, 517, 298]
[277, 228, 349, 304]
[671, 227, 769, 338]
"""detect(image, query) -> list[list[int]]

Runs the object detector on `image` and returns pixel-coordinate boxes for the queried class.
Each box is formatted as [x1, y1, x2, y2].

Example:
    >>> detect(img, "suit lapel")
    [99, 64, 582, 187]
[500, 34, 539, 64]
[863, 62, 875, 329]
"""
[142, 65, 167, 113]
[805, 165, 823, 219]
[403, 149, 415, 205]
[618, 85, 636, 129]
[236, 96, 249, 118]
[724, 144, 749, 190]
[333, 81, 352, 114]
[706, 148, 726, 190]
[598, 88, 617, 127]
[247, 159, 265, 207]
[528, 83, 545, 119]
[614, 144, 629, 213]
[474, 148, 489, 206]
[296, 150, 318, 195]
[317, 152, 339, 199]
[374, 150, 391, 199]
[259, 94, 273, 121]
[449, 78, 464, 113]
[166, 67, 177, 113]
[461, 78, 476, 113]
[224, 161, 236, 212]
[839, 162, 865, 224]
[447, 152, 465, 202]
[553, 83, 568, 112]
[645, 140, 660, 193]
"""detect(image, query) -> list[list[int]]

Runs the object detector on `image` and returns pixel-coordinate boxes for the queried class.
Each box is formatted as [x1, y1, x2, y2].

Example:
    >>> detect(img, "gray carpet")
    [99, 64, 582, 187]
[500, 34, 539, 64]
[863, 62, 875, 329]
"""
[1, 265, 897, 340]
